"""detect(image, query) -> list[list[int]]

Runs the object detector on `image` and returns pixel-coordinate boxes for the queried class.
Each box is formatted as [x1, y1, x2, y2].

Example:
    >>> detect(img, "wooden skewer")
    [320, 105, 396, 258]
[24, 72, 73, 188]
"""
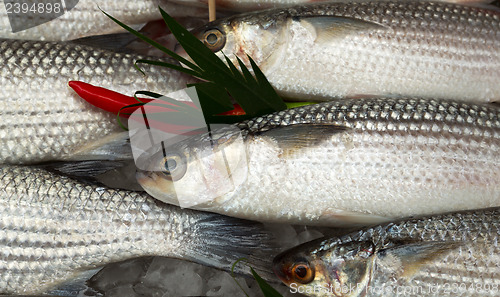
[209, 0, 216, 22]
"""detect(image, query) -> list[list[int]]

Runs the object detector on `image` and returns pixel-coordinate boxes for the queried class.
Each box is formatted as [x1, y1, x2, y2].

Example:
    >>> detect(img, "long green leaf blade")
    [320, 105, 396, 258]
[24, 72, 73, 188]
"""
[101, 8, 202, 73]
[135, 59, 200, 78]
[248, 55, 286, 111]
[236, 56, 258, 88]
[250, 268, 283, 297]
[159, 8, 287, 118]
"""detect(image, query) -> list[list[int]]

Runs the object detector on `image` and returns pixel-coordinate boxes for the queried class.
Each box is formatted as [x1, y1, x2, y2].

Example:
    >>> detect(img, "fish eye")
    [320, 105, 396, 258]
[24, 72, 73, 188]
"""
[291, 262, 314, 284]
[202, 28, 225, 52]
[161, 153, 187, 181]
[164, 158, 177, 172]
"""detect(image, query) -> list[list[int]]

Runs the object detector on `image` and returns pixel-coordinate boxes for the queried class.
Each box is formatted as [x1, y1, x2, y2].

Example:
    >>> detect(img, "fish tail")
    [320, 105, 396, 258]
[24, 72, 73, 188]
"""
[184, 213, 281, 282]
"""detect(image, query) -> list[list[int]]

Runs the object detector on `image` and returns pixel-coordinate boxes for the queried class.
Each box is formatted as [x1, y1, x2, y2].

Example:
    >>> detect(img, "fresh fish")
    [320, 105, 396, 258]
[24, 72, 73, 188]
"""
[0, 165, 275, 295]
[273, 207, 500, 296]
[0, 38, 197, 164]
[0, 0, 209, 41]
[136, 98, 500, 226]
[189, 1, 500, 103]
[172, 0, 495, 12]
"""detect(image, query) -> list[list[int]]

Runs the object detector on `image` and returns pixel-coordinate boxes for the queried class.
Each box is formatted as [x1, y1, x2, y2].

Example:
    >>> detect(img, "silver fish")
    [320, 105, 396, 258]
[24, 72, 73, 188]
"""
[0, 38, 197, 164]
[0, 165, 274, 295]
[0, 0, 209, 41]
[273, 207, 500, 296]
[172, 0, 495, 12]
[190, 1, 500, 102]
[136, 98, 500, 226]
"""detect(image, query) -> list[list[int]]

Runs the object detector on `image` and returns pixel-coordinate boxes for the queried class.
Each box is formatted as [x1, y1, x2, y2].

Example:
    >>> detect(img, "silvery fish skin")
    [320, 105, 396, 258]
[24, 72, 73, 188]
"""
[273, 208, 500, 296]
[191, 1, 500, 102]
[172, 0, 493, 12]
[0, 38, 197, 164]
[0, 165, 273, 295]
[0, 0, 209, 41]
[137, 98, 500, 226]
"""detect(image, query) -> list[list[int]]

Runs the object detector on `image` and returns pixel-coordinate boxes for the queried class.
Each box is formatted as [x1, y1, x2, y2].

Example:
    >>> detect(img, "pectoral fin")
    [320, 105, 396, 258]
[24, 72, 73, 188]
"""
[297, 16, 387, 43]
[378, 241, 462, 278]
[71, 33, 140, 52]
[255, 124, 348, 153]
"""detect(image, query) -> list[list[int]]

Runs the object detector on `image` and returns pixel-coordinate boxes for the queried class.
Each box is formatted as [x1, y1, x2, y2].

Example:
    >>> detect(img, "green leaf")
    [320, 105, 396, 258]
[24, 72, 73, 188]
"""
[191, 83, 232, 119]
[250, 267, 283, 297]
[104, 6, 287, 128]
[285, 101, 316, 109]
[100, 7, 202, 73]
[248, 55, 285, 112]
[231, 258, 284, 297]
[237, 56, 258, 87]
[135, 59, 200, 78]
[158, 7, 287, 119]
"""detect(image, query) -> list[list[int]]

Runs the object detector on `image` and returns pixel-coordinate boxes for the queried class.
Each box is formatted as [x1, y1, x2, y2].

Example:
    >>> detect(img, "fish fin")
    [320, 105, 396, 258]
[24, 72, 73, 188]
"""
[183, 213, 281, 282]
[378, 241, 462, 278]
[70, 33, 139, 52]
[297, 16, 386, 43]
[45, 268, 102, 296]
[39, 160, 143, 191]
[320, 209, 393, 227]
[40, 159, 126, 176]
[255, 124, 348, 153]
[66, 131, 133, 161]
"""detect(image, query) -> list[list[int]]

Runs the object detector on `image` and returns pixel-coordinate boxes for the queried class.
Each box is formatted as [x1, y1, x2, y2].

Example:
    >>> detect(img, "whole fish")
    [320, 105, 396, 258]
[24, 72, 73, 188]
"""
[189, 1, 500, 103]
[136, 98, 500, 226]
[0, 165, 275, 295]
[273, 207, 500, 296]
[0, 38, 197, 164]
[0, 0, 209, 41]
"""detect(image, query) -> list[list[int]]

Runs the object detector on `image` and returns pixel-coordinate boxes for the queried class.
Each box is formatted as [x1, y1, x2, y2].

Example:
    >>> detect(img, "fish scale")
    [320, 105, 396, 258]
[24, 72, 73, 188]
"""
[273, 208, 500, 296]
[239, 99, 500, 132]
[138, 98, 500, 226]
[0, 165, 273, 295]
[0, 38, 197, 164]
[344, 210, 500, 296]
[0, 0, 209, 40]
[196, 1, 500, 102]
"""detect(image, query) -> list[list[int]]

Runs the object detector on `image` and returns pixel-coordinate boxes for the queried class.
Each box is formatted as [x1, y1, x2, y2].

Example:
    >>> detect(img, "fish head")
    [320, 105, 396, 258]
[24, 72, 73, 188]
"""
[273, 240, 376, 296]
[135, 126, 248, 208]
[187, 14, 289, 73]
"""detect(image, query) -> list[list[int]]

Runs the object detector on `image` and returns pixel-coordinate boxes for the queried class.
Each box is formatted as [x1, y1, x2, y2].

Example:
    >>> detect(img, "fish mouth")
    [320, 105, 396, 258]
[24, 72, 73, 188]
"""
[135, 170, 149, 183]
[135, 170, 182, 206]
[135, 170, 157, 191]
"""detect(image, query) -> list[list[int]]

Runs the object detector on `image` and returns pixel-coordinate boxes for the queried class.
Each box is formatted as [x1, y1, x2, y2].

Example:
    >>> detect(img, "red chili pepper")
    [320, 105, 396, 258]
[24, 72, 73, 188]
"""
[68, 81, 154, 115]
[68, 80, 246, 117]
